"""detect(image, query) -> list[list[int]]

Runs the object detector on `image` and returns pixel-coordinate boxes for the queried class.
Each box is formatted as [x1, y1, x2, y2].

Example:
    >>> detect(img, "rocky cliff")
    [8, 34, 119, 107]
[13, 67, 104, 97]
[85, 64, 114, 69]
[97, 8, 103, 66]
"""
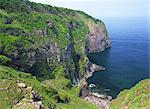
[0, 0, 110, 108]
[86, 19, 111, 52]
[0, 0, 110, 84]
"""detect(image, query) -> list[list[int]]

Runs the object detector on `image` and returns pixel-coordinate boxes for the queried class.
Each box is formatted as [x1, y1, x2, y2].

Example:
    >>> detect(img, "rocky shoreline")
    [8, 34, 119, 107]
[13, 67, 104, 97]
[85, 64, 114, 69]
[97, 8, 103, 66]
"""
[84, 94, 111, 109]
[86, 62, 106, 79]
[82, 82, 112, 109]
[80, 62, 112, 109]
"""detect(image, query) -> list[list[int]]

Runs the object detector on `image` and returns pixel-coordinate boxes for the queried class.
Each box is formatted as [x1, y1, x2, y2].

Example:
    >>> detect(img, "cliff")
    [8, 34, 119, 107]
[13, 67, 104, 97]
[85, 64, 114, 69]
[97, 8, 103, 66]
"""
[0, 0, 110, 108]
[0, 0, 110, 84]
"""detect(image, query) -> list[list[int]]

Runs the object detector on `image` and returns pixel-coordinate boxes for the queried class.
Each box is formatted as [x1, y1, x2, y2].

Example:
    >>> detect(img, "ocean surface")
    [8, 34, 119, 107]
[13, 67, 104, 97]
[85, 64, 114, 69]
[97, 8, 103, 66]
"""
[87, 18, 149, 98]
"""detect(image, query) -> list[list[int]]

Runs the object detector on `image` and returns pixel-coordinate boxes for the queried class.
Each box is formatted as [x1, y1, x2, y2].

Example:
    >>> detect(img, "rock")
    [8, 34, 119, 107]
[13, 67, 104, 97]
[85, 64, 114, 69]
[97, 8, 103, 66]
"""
[91, 63, 104, 71]
[26, 86, 32, 92]
[33, 29, 44, 36]
[67, 21, 74, 30]
[86, 62, 105, 79]
[14, 100, 43, 109]
[46, 19, 53, 27]
[17, 83, 26, 88]
[107, 96, 112, 101]
[29, 99, 34, 103]
[91, 93, 106, 99]
[86, 21, 111, 53]
[84, 95, 110, 109]
[80, 78, 88, 87]
[32, 102, 43, 109]
[80, 87, 89, 98]
[32, 92, 42, 101]
[37, 101, 42, 105]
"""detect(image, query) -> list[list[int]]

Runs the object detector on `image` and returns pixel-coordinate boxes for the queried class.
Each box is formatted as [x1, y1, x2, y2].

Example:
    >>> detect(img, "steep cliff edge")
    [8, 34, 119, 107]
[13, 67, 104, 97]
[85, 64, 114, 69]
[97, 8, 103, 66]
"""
[0, 0, 110, 108]
[85, 18, 111, 52]
[0, 0, 110, 84]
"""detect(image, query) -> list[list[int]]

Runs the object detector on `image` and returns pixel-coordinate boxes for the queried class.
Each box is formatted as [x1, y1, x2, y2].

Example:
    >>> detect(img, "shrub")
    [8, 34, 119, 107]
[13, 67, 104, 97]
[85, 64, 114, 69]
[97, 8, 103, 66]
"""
[0, 55, 11, 64]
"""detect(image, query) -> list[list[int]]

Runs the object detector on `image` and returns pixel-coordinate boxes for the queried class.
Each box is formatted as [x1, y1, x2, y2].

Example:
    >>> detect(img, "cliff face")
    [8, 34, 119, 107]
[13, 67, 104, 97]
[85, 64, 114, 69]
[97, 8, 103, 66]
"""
[0, 0, 111, 85]
[86, 19, 111, 52]
[0, 0, 110, 84]
[0, 0, 110, 108]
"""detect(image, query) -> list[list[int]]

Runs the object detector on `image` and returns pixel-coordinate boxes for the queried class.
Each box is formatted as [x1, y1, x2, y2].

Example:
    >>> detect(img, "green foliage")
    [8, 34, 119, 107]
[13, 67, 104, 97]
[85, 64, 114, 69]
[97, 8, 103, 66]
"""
[51, 65, 65, 78]
[71, 20, 88, 55]
[0, 33, 32, 54]
[110, 79, 150, 109]
[79, 57, 89, 77]
[0, 65, 58, 108]
[0, 65, 97, 109]
[0, 0, 106, 109]
[0, 55, 11, 64]
[0, 79, 24, 109]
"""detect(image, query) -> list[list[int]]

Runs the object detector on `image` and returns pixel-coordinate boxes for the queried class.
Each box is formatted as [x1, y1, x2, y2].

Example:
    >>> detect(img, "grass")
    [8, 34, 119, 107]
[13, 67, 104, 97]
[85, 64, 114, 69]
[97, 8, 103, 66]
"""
[0, 65, 97, 109]
[0, 0, 108, 109]
[0, 65, 57, 108]
[110, 79, 150, 109]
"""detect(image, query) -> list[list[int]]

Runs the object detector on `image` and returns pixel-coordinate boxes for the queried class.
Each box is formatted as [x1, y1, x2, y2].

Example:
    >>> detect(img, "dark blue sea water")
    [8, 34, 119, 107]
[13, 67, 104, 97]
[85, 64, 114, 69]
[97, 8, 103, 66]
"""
[87, 18, 150, 98]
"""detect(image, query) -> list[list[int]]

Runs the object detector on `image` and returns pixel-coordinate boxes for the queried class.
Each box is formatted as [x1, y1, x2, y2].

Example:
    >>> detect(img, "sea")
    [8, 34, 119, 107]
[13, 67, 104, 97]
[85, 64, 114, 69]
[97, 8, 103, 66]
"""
[87, 17, 149, 98]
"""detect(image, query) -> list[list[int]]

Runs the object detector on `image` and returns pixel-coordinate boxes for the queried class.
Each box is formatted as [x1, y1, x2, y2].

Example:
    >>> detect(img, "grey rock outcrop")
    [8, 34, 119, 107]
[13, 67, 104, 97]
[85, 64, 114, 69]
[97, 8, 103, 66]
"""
[86, 21, 111, 53]
[85, 62, 105, 79]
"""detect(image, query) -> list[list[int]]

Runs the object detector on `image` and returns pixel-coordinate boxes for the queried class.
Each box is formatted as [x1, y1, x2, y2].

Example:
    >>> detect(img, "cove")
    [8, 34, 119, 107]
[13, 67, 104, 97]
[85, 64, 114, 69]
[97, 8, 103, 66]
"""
[87, 18, 149, 98]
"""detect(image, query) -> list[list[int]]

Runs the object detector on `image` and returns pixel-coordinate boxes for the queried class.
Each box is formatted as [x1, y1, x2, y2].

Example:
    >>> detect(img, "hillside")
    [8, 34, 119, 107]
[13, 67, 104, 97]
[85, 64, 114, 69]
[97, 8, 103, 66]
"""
[0, 0, 110, 83]
[110, 79, 150, 109]
[0, 65, 98, 109]
[0, 0, 110, 109]
[0, 1, 149, 109]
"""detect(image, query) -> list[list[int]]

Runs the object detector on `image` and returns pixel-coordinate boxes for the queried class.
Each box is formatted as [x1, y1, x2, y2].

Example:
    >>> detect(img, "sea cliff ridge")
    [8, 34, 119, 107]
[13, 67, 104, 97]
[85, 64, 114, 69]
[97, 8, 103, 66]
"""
[0, 0, 111, 109]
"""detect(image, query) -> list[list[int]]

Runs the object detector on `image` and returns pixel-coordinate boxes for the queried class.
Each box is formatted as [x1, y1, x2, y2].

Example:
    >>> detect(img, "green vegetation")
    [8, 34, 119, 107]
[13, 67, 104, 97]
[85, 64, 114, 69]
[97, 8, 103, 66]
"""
[0, 0, 98, 106]
[0, 0, 149, 109]
[0, 65, 56, 109]
[0, 55, 11, 64]
[110, 79, 150, 109]
[0, 65, 96, 109]
[0, 0, 99, 79]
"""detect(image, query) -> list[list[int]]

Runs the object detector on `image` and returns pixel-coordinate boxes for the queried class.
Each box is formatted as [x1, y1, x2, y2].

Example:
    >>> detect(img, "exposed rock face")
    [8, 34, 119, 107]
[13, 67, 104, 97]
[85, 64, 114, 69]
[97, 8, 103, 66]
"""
[0, 0, 112, 108]
[63, 21, 80, 85]
[0, 0, 111, 86]
[86, 20, 111, 53]
[17, 83, 27, 88]
[85, 62, 105, 79]
[7, 36, 61, 77]
[13, 98, 44, 109]
[84, 95, 110, 109]
[13, 82, 44, 109]
[79, 78, 89, 97]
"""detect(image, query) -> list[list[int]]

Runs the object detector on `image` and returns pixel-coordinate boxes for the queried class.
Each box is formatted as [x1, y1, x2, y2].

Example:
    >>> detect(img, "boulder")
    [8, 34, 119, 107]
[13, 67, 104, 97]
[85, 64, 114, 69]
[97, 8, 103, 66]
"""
[17, 83, 26, 88]
[32, 92, 42, 101]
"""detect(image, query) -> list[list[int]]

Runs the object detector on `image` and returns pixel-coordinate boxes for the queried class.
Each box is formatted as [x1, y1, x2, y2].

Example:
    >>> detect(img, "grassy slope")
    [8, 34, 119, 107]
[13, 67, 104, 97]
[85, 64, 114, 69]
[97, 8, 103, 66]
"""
[110, 79, 150, 109]
[0, 65, 96, 109]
